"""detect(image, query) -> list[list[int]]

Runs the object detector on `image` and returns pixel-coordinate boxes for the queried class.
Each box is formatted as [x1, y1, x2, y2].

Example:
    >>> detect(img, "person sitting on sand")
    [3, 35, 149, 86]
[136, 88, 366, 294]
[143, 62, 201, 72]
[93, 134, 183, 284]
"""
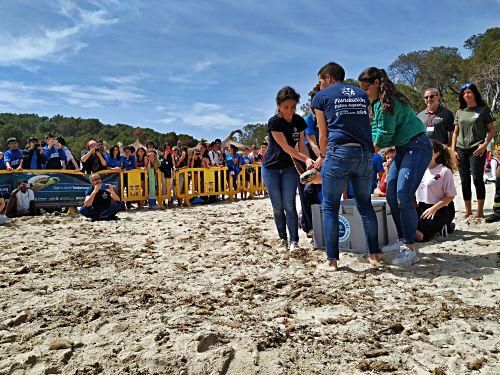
[5, 180, 36, 217]
[0, 191, 6, 215]
[79, 173, 124, 221]
[415, 140, 457, 241]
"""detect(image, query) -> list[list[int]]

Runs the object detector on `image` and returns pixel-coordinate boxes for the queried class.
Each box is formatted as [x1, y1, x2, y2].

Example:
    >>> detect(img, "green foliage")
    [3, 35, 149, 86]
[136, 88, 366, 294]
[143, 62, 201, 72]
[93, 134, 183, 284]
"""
[0, 114, 198, 154]
[237, 123, 268, 146]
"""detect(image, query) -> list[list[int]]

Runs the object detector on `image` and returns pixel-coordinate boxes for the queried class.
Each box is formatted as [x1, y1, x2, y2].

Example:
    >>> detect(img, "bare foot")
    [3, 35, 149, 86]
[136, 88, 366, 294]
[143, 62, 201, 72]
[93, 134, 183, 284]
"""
[463, 212, 472, 218]
[317, 261, 339, 272]
[473, 212, 484, 219]
[368, 255, 384, 268]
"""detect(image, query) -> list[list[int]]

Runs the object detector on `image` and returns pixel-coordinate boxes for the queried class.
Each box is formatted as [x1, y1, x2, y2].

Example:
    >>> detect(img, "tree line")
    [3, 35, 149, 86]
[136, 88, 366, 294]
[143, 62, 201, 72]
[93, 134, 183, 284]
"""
[239, 27, 500, 147]
[0, 113, 198, 154]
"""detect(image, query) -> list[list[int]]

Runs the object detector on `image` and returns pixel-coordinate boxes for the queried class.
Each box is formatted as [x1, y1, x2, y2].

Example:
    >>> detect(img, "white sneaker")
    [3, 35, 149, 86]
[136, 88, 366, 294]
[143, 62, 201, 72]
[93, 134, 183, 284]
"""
[289, 242, 299, 253]
[277, 239, 288, 250]
[392, 246, 418, 267]
[381, 240, 402, 254]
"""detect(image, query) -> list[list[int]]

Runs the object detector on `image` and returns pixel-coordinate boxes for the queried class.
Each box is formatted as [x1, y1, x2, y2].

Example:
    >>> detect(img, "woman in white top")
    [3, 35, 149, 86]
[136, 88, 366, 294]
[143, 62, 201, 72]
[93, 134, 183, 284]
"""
[415, 140, 457, 241]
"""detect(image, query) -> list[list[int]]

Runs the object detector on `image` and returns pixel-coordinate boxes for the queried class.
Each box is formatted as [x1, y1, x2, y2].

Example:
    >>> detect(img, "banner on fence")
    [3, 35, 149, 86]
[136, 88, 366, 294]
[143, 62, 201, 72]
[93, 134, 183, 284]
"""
[0, 170, 120, 208]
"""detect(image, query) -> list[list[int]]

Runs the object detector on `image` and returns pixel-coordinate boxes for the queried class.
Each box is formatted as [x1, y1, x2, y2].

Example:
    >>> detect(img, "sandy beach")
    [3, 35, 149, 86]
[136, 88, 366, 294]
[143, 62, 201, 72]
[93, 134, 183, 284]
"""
[0, 175, 499, 374]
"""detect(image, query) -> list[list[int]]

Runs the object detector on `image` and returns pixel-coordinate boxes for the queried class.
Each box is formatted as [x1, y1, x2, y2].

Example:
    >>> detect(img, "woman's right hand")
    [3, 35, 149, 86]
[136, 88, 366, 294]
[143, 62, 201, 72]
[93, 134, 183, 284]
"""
[313, 156, 323, 170]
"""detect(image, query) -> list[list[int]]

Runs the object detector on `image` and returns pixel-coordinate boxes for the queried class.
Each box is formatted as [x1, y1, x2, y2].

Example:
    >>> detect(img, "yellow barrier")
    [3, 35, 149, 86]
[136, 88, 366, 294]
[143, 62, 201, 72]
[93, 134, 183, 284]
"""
[174, 166, 240, 207]
[120, 169, 148, 202]
[1, 165, 266, 208]
[155, 170, 172, 208]
[238, 164, 267, 199]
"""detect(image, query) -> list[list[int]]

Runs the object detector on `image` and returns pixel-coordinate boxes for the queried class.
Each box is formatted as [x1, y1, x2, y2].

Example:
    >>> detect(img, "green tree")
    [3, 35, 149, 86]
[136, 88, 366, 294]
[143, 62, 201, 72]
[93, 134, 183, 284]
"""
[237, 123, 268, 146]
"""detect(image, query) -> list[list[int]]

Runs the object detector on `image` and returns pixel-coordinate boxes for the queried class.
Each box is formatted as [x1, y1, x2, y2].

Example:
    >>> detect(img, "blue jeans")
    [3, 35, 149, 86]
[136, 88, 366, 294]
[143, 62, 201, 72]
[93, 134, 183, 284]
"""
[79, 201, 125, 220]
[321, 146, 380, 260]
[261, 166, 299, 243]
[386, 133, 432, 244]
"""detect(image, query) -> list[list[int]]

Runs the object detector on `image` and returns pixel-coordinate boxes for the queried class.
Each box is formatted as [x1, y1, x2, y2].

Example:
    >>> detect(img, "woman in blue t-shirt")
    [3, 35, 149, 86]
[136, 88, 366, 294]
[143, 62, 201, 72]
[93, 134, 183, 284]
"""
[262, 86, 314, 253]
[106, 145, 123, 170]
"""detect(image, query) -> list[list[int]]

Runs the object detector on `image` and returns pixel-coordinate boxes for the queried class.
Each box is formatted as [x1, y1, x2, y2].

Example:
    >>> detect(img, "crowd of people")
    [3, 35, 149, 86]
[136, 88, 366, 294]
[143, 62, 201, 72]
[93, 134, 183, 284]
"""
[0, 133, 269, 219]
[1, 62, 499, 270]
[261, 61, 498, 272]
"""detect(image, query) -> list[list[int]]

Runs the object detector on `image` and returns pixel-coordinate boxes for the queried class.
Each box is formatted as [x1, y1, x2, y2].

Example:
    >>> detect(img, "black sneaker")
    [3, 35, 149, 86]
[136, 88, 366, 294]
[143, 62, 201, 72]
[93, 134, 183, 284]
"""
[485, 214, 500, 223]
[446, 222, 456, 234]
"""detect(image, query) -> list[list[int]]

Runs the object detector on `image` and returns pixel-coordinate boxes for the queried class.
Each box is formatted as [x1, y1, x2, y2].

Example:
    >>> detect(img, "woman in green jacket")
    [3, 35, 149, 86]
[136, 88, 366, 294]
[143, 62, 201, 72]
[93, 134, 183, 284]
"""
[359, 67, 432, 267]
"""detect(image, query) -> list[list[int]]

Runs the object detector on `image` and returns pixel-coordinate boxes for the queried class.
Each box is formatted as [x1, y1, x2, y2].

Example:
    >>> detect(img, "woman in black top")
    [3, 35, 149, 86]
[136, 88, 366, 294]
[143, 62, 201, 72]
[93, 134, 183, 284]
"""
[261, 86, 314, 252]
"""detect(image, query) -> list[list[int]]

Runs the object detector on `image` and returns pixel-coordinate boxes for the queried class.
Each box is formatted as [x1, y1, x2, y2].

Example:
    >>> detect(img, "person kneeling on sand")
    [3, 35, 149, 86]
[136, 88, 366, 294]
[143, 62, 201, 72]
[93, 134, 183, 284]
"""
[79, 173, 124, 221]
[5, 180, 36, 218]
[415, 140, 457, 241]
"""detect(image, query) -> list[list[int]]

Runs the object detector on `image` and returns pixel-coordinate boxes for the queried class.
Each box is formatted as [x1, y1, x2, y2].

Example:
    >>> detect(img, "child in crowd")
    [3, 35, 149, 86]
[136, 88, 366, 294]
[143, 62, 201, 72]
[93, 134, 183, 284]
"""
[146, 151, 159, 208]
[373, 147, 396, 197]
[415, 140, 457, 241]
[484, 149, 500, 183]
[136, 147, 147, 168]
[226, 145, 242, 189]
[159, 144, 175, 207]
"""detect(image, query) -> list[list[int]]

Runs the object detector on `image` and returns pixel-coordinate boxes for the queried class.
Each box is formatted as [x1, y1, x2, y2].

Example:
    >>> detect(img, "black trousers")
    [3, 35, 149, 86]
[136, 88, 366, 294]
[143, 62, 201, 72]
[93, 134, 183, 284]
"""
[456, 146, 486, 201]
[416, 202, 451, 241]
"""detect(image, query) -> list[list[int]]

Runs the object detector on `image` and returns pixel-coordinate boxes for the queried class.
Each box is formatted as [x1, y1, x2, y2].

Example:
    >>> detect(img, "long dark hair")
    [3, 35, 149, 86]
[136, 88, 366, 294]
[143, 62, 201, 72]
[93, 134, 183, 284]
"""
[458, 83, 487, 109]
[431, 140, 453, 170]
[109, 145, 120, 160]
[136, 146, 146, 162]
[358, 67, 411, 112]
[276, 86, 300, 106]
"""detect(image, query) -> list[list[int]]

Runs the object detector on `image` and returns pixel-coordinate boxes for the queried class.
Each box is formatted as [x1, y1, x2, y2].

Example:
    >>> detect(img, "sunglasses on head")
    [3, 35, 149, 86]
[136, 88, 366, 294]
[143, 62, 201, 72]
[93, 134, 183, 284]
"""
[424, 94, 437, 100]
[460, 83, 473, 90]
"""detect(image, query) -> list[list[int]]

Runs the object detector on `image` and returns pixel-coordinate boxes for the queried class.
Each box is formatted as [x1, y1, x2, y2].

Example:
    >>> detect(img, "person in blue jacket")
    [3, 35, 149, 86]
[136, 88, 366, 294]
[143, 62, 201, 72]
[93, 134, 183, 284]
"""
[4, 137, 24, 171]
[24, 136, 47, 170]
[43, 133, 66, 169]
[122, 146, 136, 170]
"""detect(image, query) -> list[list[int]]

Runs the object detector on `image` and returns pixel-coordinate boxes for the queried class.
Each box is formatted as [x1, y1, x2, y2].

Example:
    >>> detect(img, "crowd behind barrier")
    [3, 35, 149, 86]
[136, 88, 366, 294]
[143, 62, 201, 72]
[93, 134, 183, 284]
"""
[0, 134, 270, 211]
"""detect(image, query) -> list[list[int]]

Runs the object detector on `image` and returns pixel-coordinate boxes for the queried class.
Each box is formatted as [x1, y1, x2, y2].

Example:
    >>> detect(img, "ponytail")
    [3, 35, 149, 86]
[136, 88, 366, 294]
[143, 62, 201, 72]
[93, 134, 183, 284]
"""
[359, 67, 412, 112]
[431, 140, 454, 170]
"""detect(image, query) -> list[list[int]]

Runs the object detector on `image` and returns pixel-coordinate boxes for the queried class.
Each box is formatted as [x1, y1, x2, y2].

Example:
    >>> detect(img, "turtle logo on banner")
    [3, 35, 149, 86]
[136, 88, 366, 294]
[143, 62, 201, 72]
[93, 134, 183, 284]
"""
[338, 215, 351, 242]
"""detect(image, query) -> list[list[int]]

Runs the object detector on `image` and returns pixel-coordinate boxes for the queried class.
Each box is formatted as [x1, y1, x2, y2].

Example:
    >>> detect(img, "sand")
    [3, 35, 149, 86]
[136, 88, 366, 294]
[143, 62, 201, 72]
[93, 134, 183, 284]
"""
[0, 175, 499, 374]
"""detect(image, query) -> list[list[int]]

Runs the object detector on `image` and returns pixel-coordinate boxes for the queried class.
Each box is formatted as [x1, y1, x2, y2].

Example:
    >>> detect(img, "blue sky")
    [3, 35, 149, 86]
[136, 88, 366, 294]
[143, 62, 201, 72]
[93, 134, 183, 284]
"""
[0, 0, 498, 141]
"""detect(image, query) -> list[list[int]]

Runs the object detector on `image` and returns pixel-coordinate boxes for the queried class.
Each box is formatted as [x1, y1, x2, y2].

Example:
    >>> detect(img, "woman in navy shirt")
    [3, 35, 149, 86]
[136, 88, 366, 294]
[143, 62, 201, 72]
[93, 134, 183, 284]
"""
[261, 86, 314, 253]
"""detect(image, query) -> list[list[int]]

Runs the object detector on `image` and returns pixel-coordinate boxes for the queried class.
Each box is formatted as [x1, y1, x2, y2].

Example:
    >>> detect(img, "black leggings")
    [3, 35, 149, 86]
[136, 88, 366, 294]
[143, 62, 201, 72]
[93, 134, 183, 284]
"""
[457, 146, 486, 201]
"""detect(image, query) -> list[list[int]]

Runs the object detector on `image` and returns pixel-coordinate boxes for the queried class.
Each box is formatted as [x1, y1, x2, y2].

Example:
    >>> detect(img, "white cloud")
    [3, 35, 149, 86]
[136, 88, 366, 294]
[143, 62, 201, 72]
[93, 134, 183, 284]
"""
[193, 58, 214, 72]
[167, 57, 220, 86]
[0, 80, 145, 111]
[0, 27, 86, 64]
[158, 102, 242, 130]
[0, 1, 119, 66]
[102, 74, 145, 85]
